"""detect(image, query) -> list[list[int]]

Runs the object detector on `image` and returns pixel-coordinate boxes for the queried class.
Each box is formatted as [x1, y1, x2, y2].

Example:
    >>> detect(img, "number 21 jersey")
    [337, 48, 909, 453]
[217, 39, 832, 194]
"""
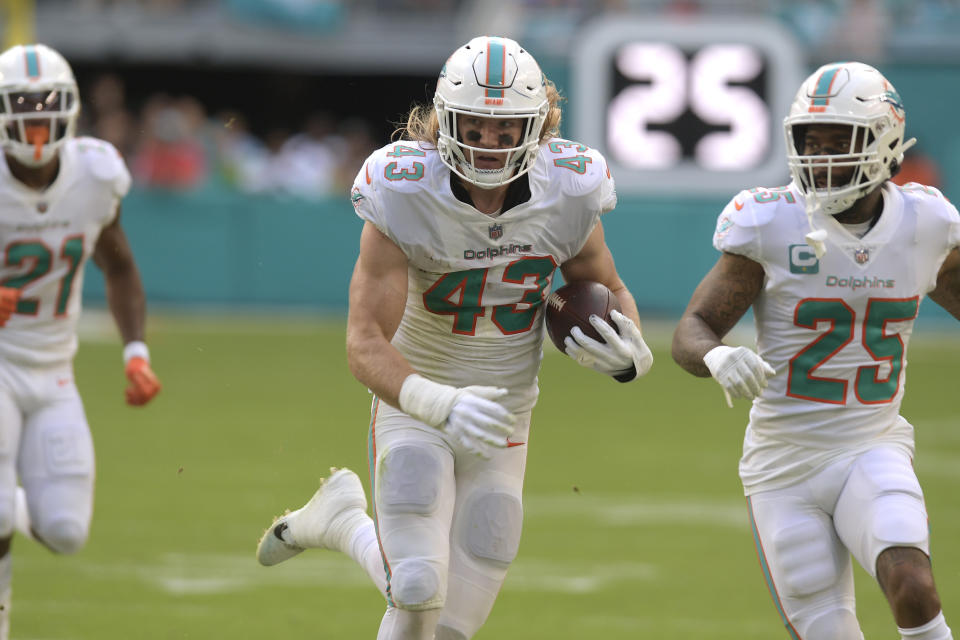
[0, 137, 130, 366]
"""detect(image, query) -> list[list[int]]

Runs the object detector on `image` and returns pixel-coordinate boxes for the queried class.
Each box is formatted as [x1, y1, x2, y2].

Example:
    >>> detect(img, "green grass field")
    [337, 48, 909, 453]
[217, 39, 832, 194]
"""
[11, 313, 960, 639]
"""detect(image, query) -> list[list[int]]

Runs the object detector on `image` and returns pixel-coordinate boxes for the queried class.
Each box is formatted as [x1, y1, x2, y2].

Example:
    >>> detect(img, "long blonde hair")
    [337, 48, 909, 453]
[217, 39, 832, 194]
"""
[394, 75, 564, 145]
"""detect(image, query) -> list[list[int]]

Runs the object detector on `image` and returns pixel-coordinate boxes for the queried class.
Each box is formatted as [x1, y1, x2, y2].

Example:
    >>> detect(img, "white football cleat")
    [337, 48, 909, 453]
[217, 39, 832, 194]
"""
[256, 467, 368, 567]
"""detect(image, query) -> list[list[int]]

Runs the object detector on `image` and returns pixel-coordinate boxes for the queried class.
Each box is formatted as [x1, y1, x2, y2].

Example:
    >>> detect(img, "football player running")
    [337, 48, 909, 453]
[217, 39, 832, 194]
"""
[256, 35, 653, 639]
[0, 43, 161, 637]
[672, 61, 957, 640]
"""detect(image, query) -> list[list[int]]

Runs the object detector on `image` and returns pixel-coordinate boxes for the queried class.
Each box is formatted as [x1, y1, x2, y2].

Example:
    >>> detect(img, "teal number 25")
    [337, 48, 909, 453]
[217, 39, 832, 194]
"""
[788, 297, 919, 404]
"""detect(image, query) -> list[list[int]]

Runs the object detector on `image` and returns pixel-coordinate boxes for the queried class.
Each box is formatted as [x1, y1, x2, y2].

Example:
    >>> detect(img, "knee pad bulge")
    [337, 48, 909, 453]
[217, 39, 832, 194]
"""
[770, 518, 843, 597]
[377, 445, 444, 515]
[390, 559, 444, 611]
[461, 491, 523, 566]
[38, 518, 87, 555]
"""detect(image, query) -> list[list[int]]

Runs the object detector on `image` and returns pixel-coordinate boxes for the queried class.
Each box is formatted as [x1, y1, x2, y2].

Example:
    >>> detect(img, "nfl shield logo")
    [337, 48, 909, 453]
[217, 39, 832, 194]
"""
[854, 248, 870, 264]
[488, 223, 503, 240]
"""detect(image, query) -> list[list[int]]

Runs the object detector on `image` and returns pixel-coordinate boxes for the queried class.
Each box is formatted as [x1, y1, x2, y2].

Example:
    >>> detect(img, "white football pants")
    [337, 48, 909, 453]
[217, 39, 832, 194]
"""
[747, 444, 929, 640]
[369, 397, 531, 640]
[0, 360, 94, 555]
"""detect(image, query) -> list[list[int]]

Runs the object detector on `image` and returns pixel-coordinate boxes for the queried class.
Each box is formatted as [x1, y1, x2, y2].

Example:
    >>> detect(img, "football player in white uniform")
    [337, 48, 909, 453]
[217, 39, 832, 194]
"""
[256, 36, 653, 639]
[0, 43, 161, 638]
[673, 62, 957, 640]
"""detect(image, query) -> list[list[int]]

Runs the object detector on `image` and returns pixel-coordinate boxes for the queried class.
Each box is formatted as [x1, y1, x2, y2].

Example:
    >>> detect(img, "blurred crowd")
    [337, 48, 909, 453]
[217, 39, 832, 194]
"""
[66, 0, 958, 200]
[79, 73, 378, 200]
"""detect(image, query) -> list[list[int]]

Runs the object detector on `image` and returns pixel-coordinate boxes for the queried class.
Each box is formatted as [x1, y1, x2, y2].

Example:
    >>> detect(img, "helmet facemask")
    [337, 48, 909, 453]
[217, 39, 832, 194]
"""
[786, 121, 898, 215]
[434, 36, 549, 190]
[436, 97, 547, 189]
[0, 87, 79, 167]
[783, 62, 915, 217]
[0, 44, 81, 168]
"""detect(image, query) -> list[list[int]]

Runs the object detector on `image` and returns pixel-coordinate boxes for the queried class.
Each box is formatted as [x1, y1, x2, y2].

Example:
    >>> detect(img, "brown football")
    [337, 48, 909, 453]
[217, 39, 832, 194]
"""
[544, 280, 621, 352]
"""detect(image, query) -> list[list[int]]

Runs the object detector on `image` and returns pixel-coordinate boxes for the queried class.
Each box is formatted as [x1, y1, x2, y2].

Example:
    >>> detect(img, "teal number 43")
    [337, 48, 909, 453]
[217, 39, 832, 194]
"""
[422, 257, 557, 336]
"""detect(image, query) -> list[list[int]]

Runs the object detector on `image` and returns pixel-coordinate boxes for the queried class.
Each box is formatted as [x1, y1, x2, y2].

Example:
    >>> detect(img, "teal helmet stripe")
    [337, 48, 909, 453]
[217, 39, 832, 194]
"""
[811, 66, 841, 107]
[485, 38, 505, 99]
[24, 45, 40, 78]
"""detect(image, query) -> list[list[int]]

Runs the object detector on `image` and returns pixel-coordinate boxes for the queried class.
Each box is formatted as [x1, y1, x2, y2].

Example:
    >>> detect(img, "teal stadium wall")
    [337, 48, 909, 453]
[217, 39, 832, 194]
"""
[82, 187, 728, 316]
[83, 63, 960, 322]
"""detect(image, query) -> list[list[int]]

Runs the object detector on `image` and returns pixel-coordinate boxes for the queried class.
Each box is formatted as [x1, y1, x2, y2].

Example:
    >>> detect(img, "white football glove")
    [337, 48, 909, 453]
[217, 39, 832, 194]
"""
[702, 345, 776, 408]
[398, 374, 516, 459]
[563, 309, 654, 382]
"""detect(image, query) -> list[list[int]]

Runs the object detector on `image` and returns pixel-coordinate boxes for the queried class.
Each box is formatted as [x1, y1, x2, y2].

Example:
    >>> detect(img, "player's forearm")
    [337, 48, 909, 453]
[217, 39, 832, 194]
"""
[346, 329, 414, 408]
[610, 283, 641, 327]
[671, 314, 720, 377]
[104, 270, 147, 344]
[929, 249, 960, 321]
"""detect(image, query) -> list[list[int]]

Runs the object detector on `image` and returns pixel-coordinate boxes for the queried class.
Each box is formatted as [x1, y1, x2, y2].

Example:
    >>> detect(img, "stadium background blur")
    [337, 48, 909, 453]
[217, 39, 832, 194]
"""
[6, 0, 958, 315]
[2, 2, 959, 639]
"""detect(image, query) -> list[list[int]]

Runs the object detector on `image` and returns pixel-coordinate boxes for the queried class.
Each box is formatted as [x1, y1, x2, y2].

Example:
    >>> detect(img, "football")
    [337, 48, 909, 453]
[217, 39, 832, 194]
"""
[544, 280, 621, 352]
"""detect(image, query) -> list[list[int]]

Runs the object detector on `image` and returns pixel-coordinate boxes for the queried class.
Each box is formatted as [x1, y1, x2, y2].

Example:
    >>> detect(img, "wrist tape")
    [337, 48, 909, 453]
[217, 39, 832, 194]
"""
[123, 341, 150, 365]
[398, 373, 461, 428]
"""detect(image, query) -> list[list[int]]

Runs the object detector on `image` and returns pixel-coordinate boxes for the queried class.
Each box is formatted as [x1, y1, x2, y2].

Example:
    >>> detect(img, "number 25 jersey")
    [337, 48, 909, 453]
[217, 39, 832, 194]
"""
[351, 140, 616, 413]
[714, 182, 960, 493]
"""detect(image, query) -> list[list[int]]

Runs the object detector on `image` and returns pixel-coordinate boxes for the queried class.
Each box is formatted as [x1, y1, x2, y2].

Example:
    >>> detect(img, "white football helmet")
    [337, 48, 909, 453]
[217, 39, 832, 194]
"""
[0, 43, 80, 167]
[434, 36, 548, 189]
[784, 61, 915, 215]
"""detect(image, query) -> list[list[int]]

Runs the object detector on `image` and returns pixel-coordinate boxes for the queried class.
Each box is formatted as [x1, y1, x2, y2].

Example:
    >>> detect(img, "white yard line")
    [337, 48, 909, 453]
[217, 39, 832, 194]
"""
[522, 494, 749, 529]
[15, 495, 748, 597]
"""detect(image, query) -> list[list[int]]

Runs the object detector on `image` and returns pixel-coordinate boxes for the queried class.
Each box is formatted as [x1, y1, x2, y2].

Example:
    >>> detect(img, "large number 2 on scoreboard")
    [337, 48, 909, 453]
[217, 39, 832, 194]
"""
[788, 297, 919, 405]
[422, 256, 556, 335]
[1, 237, 85, 316]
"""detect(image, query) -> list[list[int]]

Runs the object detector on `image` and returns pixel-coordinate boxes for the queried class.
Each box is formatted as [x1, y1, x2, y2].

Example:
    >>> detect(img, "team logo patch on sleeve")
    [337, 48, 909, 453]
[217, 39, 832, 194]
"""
[489, 223, 504, 240]
[715, 215, 734, 239]
[351, 186, 365, 211]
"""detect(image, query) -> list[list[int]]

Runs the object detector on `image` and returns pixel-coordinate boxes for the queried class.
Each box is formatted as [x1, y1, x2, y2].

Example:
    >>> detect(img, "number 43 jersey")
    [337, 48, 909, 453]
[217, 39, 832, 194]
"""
[352, 139, 616, 413]
[714, 181, 960, 493]
[0, 137, 131, 366]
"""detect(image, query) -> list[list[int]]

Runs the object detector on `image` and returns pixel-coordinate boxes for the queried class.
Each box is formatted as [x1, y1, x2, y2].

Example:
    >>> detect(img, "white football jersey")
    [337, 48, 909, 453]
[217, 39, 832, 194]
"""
[0, 137, 131, 366]
[713, 181, 960, 493]
[352, 139, 616, 412]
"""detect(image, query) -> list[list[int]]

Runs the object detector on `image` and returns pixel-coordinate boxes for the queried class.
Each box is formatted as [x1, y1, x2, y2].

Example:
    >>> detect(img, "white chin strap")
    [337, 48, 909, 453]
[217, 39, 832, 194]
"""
[4, 137, 60, 167]
[9, 148, 55, 167]
[804, 199, 829, 259]
[474, 167, 512, 189]
[458, 161, 518, 189]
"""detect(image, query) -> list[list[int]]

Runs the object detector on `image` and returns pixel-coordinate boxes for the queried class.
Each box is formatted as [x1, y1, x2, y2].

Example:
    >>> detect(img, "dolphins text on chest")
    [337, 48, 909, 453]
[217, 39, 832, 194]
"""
[824, 275, 896, 290]
[463, 244, 534, 260]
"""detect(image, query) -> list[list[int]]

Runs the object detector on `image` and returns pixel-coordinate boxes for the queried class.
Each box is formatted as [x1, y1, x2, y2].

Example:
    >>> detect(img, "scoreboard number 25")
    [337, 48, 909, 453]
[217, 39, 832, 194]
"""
[572, 17, 805, 196]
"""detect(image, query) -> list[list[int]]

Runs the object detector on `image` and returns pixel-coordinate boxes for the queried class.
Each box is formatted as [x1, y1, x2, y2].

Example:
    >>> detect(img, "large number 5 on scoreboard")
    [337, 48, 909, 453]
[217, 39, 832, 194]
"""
[788, 297, 919, 404]
[422, 257, 556, 336]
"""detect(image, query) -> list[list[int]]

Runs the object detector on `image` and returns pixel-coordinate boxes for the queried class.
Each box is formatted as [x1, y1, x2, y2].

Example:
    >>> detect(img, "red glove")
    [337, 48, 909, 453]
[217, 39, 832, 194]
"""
[125, 356, 161, 406]
[0, 287, 21, 327]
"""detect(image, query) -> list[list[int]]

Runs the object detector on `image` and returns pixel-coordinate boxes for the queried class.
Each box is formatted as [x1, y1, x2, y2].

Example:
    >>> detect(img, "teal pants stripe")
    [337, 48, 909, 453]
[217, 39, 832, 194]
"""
[367, 397, 395, 607]
[747, 496, 803, 640]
